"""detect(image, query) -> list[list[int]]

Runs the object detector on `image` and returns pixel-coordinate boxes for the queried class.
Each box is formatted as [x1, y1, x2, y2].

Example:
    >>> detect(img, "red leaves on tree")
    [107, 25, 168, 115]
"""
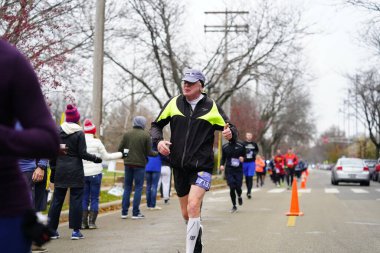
[1, 0, 72, 92]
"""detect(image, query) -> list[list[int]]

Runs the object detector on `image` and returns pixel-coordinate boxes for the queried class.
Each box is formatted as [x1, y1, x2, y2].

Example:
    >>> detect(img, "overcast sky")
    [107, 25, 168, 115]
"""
[185, 0, 377, 136]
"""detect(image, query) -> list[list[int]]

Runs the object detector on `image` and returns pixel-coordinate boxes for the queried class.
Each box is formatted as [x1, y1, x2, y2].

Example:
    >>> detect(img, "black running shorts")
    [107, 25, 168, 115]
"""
[172, 168, 213, 197]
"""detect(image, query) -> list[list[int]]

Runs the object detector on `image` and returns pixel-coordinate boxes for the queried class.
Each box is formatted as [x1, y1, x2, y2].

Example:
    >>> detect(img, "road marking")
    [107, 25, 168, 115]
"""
[268, 188, 286, 193]
[351, 188, 369, 194]
[212, 188, 261, 195]
[376, 189, 380, 192]
[207, 197, 229, 202]
[345, 221, 380, 226]
[211, 189, 230, 195]
[305, 231, 324, 235]
[325, 188, 339, 193]
[287, 216, 296, 227]
[298, 189, 311, 193]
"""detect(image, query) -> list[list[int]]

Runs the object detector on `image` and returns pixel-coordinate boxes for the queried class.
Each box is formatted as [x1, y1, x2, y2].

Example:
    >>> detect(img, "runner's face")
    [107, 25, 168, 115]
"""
[182, 80, 202, 100]
[246, 133, 253, 141]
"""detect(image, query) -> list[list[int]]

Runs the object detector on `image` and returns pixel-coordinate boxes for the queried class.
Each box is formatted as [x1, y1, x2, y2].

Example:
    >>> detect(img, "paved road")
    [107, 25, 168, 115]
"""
[47, 169, 380, 253]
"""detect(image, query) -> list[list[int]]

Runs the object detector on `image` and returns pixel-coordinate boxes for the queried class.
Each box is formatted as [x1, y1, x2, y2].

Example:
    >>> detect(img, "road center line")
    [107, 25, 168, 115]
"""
[298, 189, 311, 193]
[268, 188, 286, 193]
[287, 216, 296, 227]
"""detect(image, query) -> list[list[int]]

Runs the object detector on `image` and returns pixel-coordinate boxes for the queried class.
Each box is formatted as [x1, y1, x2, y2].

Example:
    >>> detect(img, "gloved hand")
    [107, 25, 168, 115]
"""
[94, 156, 102, 164]
[122, 149, 129, 158]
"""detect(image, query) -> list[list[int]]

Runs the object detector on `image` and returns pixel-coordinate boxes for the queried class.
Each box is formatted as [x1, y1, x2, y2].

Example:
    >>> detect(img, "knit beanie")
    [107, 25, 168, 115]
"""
[65, 104, 80, 123]
[83, 119, 96, 134]
[133, 116, 147, 129]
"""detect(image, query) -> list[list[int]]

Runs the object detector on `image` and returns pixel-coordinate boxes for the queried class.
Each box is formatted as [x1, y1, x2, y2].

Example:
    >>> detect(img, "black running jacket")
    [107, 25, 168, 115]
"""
[150, 94, 237, 173]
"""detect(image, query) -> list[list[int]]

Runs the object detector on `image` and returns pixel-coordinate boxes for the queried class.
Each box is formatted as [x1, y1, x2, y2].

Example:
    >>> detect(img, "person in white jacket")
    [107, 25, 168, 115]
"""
[82, 119, 123, 229]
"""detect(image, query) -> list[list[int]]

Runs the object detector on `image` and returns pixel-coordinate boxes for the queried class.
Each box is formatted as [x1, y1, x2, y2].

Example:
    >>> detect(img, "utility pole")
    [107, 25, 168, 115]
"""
[92, 0, 106, 136]
[204, 10, 249, 118]
[205, 10, 249, 175]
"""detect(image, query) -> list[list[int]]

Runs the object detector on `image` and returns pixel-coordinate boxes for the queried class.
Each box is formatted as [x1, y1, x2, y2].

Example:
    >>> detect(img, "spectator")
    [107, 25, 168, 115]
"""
[18, 156, 49, 253]
[82, 119, 123, 229]
[145, 145, 162, 210]
[0, 39, 59, 253]
[48, 105, 102, 240]
[118, 116, 157, 219]
[158, 154, 172, 204]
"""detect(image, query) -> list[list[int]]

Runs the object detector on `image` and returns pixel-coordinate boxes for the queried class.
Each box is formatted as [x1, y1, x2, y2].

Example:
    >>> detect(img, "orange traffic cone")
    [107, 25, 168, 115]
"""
[300, 172, 306, 189]
[286, 178, 304, 216]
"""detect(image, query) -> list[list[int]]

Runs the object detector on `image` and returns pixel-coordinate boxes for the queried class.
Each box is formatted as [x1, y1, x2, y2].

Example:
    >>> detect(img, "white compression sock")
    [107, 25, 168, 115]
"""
[186, 217, 201, 253]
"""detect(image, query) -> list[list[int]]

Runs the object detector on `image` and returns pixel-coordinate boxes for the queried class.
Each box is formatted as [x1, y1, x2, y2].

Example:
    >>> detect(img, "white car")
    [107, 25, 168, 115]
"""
[331, 158, 370, 186]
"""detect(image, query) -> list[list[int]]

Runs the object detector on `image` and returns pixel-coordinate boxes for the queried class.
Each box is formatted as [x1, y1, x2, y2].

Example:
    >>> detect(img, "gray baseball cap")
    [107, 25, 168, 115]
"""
[182, 69, 206, 86]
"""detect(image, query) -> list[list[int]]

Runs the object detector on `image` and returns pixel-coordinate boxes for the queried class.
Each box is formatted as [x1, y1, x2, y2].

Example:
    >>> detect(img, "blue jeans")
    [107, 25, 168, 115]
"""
[122, 166, 145, 216]
[146, 171, 161, 208]
[0, 216, 31, 253]
[82, 173, 103, 212]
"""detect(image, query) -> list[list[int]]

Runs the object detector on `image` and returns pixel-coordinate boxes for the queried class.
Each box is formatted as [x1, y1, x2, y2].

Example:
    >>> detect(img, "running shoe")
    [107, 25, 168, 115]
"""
[230, 206, 237, 213]
[121, 213, 129, 219]
[238, 197, 243, 206]
[50, 231, 60, 240]
[247, 193, 251, 199]
[31, 244, 47, 253]
[132, 213, 145, 219]
[71, 230, 84, 240]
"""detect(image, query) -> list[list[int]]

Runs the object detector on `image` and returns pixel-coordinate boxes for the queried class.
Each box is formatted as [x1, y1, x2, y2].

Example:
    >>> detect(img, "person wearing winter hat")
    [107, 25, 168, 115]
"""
[118, 116, 157, 219]
[81, 119, 123, 229]
[48, 105, 102, 240]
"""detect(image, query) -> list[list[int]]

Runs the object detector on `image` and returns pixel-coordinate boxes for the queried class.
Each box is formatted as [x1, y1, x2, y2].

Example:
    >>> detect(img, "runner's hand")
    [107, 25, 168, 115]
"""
[222, 123, 232, 140]
[32, 167, 45, 182]
[239, 156, 244, 163]
[158, 140, 171, 156]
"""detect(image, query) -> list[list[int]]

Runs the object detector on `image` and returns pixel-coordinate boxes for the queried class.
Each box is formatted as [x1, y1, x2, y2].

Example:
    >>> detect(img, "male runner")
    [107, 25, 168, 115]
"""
[150, 69, 237, 253]
[220, 140, 245, 212]
[242, 132, 259, 198]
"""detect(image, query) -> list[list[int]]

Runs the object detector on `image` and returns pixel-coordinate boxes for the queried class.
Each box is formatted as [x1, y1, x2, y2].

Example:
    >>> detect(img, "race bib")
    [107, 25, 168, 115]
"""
[246, 151, 253, 159]
[231, 158, 240, 167]
[195, 172, 212, 191]
[287, 159, 293, 165]
[275, 168, 280, 173]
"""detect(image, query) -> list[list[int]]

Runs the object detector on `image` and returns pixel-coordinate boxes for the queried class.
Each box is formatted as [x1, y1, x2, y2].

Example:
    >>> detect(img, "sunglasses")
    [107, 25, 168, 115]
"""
[183, 80, 199, 86]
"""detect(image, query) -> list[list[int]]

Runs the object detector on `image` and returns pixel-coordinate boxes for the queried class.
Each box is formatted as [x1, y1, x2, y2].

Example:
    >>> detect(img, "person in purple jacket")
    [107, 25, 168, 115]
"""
[0, 40, 60, 253]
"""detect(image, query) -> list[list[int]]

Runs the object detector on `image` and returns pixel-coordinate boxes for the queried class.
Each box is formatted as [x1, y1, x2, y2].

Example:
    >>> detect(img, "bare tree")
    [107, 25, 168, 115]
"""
[348, 69, 380, 156]
[231, 66, 315, 157]
[103, 0, 310, 110]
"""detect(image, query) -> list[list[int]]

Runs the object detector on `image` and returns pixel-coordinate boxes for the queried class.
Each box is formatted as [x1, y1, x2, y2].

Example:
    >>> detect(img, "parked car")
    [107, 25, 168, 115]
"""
[363, 159, 377, 180]
[373, 158, 380, 182]
[331, 158, 370, 186]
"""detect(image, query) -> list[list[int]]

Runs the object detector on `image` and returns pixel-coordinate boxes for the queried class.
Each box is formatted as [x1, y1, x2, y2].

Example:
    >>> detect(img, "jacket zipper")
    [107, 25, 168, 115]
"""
[181, 106, 193, 168]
